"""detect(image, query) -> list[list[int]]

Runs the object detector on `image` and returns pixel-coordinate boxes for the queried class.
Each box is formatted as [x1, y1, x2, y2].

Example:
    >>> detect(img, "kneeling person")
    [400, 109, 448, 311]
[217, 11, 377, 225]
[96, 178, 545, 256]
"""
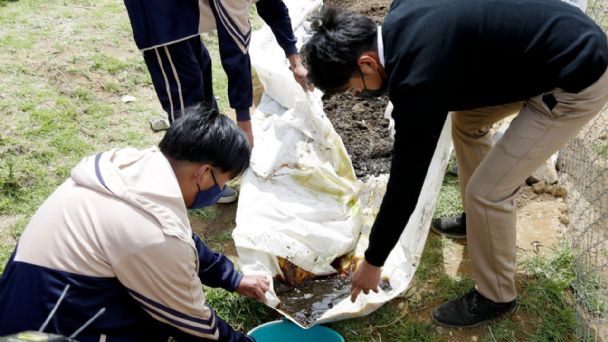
[0, 106, 267, 341]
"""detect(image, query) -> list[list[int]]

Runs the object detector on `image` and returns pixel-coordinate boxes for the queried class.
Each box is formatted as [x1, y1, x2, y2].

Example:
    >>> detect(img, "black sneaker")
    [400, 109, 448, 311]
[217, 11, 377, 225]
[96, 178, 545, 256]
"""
[431, 289, 517, 328]
[431, 212, 466, 239]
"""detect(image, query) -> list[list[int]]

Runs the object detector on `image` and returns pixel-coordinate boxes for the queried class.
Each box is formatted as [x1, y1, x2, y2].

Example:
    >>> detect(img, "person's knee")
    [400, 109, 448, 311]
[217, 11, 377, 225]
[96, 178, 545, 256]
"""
[464, 178, 484, 209]
[451, 114, 490, 139]
[465, 175, 520, 211]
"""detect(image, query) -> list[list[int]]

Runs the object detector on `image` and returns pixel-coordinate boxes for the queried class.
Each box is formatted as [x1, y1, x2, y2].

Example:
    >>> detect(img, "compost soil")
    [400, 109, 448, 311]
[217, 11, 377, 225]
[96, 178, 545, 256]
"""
[323, 95, 393, 177]
[321, 0, 394, 178]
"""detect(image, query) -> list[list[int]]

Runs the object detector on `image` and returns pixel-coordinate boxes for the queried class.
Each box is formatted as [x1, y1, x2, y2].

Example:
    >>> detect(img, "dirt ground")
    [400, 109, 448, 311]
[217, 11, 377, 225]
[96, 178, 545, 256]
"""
[324, 94, 393, 177]
[325, 0, 391, 22]
[199, 185, 569, 340]
[321, 0, 393, 178]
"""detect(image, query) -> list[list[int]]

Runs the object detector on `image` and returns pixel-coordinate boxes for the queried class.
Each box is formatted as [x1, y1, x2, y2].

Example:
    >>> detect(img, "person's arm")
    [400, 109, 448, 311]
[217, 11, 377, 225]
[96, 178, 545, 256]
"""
[115, 237, 252, 341]
[193, 233, 270, 302]
[365, 109, 446, 266]
[192, 233, 242, 291]
[351, 103, 447, 300]
[255, 0, 297, 56]
[256, 0, 312, 90]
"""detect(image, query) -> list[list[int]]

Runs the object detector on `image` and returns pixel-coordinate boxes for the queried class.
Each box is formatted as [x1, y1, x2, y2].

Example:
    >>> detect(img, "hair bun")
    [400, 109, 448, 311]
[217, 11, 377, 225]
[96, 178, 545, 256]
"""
[310, 5, 344, 32]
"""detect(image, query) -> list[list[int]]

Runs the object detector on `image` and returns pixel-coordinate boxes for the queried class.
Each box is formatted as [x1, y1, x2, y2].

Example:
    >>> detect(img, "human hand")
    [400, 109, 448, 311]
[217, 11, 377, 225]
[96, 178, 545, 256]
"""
[236, 275, 270, 303]
[288, 54, 314, 92]
[350, 259, 381, 302]
[237, 120, 254, 147]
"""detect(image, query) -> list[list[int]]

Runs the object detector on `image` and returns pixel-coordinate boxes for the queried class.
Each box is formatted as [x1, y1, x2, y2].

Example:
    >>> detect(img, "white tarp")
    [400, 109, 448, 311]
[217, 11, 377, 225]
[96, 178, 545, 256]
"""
[233, 0, 453, 327]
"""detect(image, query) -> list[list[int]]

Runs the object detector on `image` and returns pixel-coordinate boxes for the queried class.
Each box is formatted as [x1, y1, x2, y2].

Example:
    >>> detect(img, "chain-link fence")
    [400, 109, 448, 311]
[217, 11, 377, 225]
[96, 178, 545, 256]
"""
[559, 1, 608, 340]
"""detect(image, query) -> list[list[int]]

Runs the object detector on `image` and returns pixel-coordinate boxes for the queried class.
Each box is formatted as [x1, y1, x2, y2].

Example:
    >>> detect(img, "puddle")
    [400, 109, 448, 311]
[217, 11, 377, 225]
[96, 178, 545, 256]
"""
[274, 257, 392, 327]
[275, 274, 352, 327]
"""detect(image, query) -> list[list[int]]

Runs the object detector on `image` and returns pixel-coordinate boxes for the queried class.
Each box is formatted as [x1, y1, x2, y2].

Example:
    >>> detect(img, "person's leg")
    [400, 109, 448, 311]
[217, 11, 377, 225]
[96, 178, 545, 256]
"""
[158, 314, 254, 342]
[143, 36, 207, 123]
[433, 67, 608, 327]
[190, 37, 238, 204]
[191, 38, 218, 111]
[431, 103, 522, 238]
[451, 103, 524, 209]
[468, 70, 608, 303]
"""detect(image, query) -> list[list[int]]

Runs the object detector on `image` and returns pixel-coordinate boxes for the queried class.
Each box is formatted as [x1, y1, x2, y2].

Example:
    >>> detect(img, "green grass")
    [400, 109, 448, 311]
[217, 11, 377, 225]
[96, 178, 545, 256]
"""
[519, 243, 578, 341]
[216, 228, 234, 243]
[330, 302, 439, 342]
[572, 266, 606, 317]
[484, 319, 520, 342]
[189, 206, 219, 221]
[204, 286, 276, 332]
[434, 273, 476, 300]
[0, 1, 596, 341]
[587, 0, 608, 31]
[0, 0, 162, 266]
[434, 173, 463, 218]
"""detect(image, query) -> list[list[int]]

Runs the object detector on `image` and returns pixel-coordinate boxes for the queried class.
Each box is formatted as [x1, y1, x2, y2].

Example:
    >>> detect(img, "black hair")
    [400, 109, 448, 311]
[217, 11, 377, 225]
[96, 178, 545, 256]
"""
[302, 5, 377, 94]
[159, 104, 251, 177]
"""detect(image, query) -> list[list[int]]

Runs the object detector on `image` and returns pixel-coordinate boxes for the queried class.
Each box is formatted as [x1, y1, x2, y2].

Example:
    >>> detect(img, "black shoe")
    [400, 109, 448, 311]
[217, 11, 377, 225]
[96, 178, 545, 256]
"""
[431, 212, 466, 239]
[431, 289, 517, 328]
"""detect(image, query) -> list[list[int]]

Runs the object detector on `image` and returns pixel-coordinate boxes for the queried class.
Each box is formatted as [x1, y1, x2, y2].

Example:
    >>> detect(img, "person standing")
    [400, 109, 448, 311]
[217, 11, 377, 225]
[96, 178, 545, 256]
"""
[302, 0, 608, 328]
[124, 0, 311, 203]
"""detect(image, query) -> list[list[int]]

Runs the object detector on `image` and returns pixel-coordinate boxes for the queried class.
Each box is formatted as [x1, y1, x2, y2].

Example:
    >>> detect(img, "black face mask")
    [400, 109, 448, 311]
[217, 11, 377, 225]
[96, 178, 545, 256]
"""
[356, 68, 387, 99]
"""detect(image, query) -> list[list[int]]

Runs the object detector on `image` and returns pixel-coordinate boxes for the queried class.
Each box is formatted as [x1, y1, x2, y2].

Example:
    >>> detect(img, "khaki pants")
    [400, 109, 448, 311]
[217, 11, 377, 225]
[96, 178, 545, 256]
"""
[451, 67, 608, 303]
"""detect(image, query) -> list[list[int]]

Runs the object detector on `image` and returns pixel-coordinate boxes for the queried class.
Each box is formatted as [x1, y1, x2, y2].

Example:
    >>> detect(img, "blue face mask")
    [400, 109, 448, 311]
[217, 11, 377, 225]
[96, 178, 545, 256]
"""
[356, 68, 387, 99]
[188, 169, 224, 209]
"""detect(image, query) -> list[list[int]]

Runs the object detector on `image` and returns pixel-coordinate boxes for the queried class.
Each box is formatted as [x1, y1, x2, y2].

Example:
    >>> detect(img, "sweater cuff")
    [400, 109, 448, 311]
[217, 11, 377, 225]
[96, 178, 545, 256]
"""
[282, 43, 298, 57]
[228, 271, 244, 292]
[364, 249, 386, 268]
[235, 108, 251, 121]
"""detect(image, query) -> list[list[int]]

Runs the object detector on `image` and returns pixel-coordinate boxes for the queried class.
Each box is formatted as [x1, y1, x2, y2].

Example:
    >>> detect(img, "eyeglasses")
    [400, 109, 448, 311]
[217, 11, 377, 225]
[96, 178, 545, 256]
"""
[359, 67, 369, 92]
[196, 167, 224, 191]
[210, 168, 220, 188]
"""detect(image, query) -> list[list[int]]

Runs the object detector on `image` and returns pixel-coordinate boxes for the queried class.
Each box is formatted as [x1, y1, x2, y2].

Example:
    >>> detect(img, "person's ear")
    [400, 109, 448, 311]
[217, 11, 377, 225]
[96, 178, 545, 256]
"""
[357, 54, 379, 73]
[194, 164, 211, 180]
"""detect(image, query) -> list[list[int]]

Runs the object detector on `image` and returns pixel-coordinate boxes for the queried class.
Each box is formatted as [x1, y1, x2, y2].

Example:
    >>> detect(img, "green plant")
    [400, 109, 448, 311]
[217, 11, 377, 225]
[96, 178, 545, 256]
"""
[189, 206, 218, 221]
[331, 302, 439, 342]
[434, 173, 463, 218]
[204, 286, 276, 332]
[519, 244, 577, 341]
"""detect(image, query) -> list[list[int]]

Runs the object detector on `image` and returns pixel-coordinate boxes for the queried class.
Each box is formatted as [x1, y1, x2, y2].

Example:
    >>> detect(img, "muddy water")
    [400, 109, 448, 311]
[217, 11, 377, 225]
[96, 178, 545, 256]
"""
[275, 274, 392, 327]
[275, 275, 352, 327]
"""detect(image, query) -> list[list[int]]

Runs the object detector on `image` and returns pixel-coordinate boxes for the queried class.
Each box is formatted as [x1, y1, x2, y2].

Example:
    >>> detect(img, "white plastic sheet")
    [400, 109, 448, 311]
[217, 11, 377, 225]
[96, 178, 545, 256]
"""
[233, 0, 453, 327]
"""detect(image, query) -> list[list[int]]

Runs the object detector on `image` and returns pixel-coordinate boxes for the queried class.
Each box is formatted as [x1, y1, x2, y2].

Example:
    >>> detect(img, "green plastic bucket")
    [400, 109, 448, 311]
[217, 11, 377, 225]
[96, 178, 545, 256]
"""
[248, 320, 344, 342]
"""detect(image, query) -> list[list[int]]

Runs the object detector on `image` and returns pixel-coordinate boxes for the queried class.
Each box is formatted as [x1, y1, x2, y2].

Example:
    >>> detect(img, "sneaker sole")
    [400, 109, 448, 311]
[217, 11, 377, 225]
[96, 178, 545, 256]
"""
[430, 225, 467, 240]
[431, 304, 517, 328]
[216, 194, 238, 204]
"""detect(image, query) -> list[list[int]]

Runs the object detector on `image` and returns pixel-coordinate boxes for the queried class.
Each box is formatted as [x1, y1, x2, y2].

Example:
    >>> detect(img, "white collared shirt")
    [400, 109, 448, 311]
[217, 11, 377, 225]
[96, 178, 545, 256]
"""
[378, 26, 385, 67]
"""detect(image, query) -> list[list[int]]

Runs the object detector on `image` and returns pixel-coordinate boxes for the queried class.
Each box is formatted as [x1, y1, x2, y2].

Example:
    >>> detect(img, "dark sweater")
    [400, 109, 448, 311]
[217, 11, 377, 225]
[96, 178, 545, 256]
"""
[365, 0, 608, 266]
